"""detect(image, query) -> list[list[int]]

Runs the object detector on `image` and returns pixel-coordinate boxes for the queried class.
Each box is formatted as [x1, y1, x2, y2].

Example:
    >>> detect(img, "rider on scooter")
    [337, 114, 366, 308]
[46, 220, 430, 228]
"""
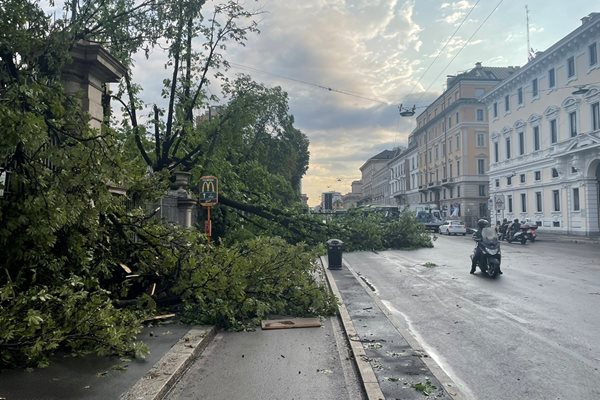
[470, 218, 503, 275]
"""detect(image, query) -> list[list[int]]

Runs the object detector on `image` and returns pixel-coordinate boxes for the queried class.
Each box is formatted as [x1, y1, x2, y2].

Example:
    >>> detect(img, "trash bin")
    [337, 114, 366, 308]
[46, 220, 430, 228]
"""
[326, 239, 344, 270]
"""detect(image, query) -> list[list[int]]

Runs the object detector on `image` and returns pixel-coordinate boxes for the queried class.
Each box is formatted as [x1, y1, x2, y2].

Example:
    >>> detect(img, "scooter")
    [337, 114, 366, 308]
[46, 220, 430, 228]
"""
[505, 222, 527, 245]
[471, 226, 502, 278]
[522, 223, 537, 242]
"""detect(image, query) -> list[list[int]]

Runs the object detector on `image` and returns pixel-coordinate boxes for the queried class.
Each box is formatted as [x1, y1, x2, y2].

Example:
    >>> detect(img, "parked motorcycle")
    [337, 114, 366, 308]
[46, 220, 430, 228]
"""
[505, 220, 527, 245]
[471, 226, 502, 278]
[522, 223, 537, 242]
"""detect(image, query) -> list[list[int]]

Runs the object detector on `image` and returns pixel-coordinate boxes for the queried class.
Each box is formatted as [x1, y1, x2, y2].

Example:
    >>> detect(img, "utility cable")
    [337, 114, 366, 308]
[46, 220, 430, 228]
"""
[405, 0, 480, 102]
[229, 62, 392, 105]
[416, 0, 504, 104]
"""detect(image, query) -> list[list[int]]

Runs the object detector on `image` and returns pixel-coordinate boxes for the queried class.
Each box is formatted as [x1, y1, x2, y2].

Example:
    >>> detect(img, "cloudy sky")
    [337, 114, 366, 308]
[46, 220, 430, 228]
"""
[216, 0, 598, 206]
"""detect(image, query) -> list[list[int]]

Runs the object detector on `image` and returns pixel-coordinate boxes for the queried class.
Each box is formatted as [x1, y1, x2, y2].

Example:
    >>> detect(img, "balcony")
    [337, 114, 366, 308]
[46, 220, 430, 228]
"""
[442, 177, 456, 187]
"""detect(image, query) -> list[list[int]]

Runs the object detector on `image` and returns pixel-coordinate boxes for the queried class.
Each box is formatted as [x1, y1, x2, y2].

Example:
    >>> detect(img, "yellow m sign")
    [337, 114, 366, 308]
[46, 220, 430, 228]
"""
[199, 176, 218, 206]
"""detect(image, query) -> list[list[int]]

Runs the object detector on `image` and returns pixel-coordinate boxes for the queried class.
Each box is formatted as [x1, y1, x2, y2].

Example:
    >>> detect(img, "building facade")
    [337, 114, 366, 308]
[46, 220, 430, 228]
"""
[483, 13, 600, 235]
[358, 149, 396, 205]
[410, 63, 518, 227]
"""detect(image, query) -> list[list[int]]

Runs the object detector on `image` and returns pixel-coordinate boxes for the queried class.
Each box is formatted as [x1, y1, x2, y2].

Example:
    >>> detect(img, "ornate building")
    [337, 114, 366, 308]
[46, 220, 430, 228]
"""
[483, 13, 600, 235]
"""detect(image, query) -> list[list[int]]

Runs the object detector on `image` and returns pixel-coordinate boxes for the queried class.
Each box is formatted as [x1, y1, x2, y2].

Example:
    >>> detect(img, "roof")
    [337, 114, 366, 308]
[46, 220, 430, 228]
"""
[446, 64, 519, 89]
[359, 149, 398, 171]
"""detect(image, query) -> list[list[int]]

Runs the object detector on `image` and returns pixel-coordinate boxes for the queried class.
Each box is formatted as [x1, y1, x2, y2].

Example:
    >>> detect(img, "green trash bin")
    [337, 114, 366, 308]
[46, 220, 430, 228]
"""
[326, 239, 343, 270]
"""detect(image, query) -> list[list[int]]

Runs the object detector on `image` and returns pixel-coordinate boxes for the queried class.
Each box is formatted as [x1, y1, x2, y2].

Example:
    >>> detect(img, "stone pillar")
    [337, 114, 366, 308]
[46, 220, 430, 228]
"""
[584, 179, 599, 234]
[62, 41, 126, 130]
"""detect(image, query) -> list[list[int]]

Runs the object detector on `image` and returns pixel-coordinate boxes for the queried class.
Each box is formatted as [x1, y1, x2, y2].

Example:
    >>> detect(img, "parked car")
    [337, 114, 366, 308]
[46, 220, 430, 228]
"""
[439, 220, 466, 236]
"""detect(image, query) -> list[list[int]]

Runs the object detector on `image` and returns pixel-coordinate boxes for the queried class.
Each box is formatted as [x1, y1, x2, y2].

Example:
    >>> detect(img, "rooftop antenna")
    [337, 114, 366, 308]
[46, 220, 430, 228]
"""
[526, 5, 535, 61]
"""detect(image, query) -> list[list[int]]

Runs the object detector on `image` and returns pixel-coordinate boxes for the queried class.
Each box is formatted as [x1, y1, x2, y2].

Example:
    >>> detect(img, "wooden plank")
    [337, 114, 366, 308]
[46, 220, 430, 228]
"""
[261, 317, 322, 330]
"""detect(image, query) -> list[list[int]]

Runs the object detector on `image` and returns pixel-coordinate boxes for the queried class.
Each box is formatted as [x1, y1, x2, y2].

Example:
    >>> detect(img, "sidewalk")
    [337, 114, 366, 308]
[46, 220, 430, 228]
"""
[0, 323, 208, 400]
[534, 230, 600, 244]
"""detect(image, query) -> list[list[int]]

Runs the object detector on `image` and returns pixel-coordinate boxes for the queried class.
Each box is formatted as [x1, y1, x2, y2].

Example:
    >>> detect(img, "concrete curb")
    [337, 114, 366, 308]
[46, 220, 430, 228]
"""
[321, 257, 385, 400]
[342, 258, 467, 400]
[120, 326, 216, 400]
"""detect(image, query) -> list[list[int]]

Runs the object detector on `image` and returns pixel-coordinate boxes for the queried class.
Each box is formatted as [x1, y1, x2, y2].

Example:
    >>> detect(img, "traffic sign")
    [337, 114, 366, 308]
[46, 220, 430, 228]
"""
[494, 194, 505, 210]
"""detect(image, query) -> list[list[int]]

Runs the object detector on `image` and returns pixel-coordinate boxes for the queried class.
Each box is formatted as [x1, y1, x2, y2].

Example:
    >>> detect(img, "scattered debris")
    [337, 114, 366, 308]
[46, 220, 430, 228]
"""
[261, 318, 321, 330]
[386, 377, 400, 382]
[422, 262, 437, 268]
[412, 379, 437, 396]
[143, 314, 176, 323]
[316, 368, 333, 374]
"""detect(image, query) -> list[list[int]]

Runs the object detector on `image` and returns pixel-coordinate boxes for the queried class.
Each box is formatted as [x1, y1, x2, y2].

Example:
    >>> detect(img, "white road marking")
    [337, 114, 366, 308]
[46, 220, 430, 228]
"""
[381, 300, 477, 400]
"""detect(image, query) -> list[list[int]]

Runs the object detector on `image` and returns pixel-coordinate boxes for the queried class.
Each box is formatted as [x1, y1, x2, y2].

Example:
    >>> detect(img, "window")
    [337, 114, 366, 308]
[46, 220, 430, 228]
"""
[494, 142, 499, 163]
[449, 162, 453, 177]
[495, 178, 500, 187]
[553, 189, 560, 211]
[573, 188, 580, 211]
[590, 43, 598, 66]
[521, 193, 527, 212]
[592, 102, 600, 131]
[476, 109, 484, 121]
[478, 202, 487, 218]
[457, 160, 460, 175]
[520, 174, 525, 183]
[569, 111, 577, 137]
[536, 192, 542, 212]
[506, 137, 511, 159]
[448, 116, 452, 128]
[477, 132, 485, 147]
[532, 78, 538, 97]
[548, 68, 556, 88]
[477, 159, 485, 175]
[552, 168, 559, 178]
[533, 126, 540, 151]
[456, 134, 460, 150]
[535, 171, 541, 181]
[518, 131, 525, 155]
[517, 87, 523, 104]
[567, 56, 575, 78]
[508, 195, 513, 212]
[550, 119, 558, 143]
[505, 95, 510, 111]
[493, 102, 498, 118]
[479, 185, 486, 196]
[457, 185, 461, 197]
[507, 176, 512, 185]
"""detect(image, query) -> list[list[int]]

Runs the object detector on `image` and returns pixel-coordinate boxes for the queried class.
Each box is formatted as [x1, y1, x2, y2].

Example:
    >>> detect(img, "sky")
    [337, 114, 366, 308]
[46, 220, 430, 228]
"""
[42, 1, 599, 206]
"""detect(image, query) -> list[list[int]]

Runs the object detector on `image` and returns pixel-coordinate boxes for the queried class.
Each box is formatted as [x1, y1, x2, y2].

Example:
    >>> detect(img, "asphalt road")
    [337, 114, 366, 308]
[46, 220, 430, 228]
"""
[342, 235, 600, 400]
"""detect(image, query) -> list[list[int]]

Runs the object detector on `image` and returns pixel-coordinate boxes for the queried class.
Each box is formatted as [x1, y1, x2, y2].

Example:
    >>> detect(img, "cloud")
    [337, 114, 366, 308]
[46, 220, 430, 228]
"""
[438, 1, 475, 25]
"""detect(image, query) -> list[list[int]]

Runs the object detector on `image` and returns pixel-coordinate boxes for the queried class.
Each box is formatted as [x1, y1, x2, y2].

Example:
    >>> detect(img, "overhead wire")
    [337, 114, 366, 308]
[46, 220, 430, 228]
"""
[416, 0, 505, 104]
[229, 62, 392, 105]
[405, 0, 480, 102]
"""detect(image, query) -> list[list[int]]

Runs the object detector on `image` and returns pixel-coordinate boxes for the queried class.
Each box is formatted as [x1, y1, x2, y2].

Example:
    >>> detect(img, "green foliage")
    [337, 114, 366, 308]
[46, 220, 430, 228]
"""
[174, 237, 337, 330]
[326, 208, 433, 251]
[0, 276, 147, 368]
